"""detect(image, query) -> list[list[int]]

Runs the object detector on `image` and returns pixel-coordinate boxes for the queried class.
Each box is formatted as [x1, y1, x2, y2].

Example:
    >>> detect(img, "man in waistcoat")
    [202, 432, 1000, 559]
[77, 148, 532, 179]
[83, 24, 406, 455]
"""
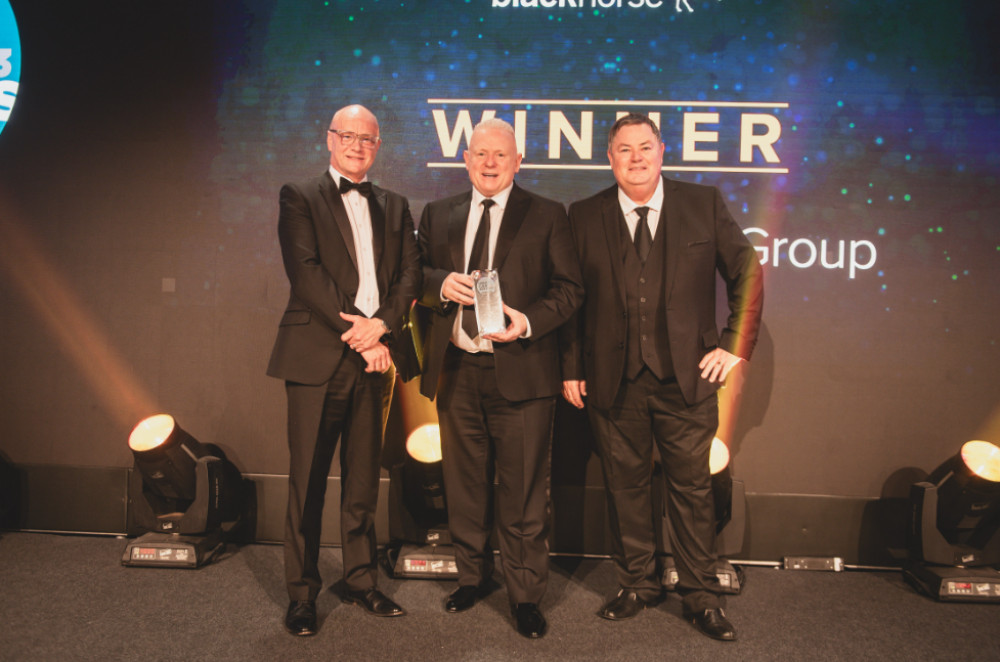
[560, 113, 763, 641]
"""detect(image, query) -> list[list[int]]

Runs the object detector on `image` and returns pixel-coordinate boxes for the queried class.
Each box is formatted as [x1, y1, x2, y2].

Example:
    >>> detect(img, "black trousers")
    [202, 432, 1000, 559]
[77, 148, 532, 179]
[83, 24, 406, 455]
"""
[283, 351, 395, 602]
[588, 368, 724, 614]
[435, 346, 554, 605]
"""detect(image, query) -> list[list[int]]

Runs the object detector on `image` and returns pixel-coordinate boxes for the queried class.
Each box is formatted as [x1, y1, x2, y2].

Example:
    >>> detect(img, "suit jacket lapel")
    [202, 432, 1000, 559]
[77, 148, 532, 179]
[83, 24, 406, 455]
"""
[599, 186, 627, 307]
[491, 183, 529, 271]
[319, 171, 359, 272]
[370, 186, 387, 272]
[448, 192, 472, 273]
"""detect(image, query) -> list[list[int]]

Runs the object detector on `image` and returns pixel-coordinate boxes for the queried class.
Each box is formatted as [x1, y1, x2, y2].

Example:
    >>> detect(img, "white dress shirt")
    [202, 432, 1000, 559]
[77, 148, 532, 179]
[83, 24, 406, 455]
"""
[330, 166, 379, 318]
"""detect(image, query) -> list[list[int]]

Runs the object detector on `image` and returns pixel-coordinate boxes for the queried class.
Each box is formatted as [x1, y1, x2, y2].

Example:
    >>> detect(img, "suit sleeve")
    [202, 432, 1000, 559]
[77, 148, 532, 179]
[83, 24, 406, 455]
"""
[374, 196, 421, 337]
[276, 182, 353, 334]
[417, 203, 456, 315]
[714, 188, 764, 361]
[558, 201, 586, 380]
[519, 202, 584, 341]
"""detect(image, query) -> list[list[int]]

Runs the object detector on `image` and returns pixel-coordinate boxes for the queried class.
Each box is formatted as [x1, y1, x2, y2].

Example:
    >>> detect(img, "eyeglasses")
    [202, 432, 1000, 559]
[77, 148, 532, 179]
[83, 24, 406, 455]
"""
[328, 129, 381, 149]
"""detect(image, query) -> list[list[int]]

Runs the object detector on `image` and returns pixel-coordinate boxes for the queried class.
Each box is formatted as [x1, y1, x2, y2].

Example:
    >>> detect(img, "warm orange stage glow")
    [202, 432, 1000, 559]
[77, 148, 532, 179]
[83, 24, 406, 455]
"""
[0, 195, 158, 431]
[710, 436, 731, 476]
[128, 414, 176, 452]
[406, 423, 443, 464]
[962, 440, 1000, 483]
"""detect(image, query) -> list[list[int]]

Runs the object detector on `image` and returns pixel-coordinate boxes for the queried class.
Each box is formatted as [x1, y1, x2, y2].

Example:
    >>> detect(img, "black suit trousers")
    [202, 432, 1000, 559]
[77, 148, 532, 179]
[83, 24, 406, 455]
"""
[436, 346, 553, 605]
[587, 369, 724, 614]
[283, 351, 394, 602]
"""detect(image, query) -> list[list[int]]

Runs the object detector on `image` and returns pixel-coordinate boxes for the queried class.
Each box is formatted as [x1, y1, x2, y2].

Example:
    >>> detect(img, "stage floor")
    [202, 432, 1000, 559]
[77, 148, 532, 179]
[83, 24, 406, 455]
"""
[1, 531, 997, 661]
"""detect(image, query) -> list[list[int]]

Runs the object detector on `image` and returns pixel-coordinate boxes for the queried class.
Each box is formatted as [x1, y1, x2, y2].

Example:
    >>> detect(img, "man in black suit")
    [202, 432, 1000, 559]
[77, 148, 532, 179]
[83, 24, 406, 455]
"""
[561, 113, 763, 641]
[417, 118, 583, 638]
[267, 104, 420, 635]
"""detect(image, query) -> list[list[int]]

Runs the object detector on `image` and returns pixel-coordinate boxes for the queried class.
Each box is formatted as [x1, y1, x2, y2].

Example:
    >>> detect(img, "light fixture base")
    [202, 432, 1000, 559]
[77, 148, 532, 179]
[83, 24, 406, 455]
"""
[121, 531, 224, 568]
[903, 561, 1000, 603]
[386, 542, 459, 579]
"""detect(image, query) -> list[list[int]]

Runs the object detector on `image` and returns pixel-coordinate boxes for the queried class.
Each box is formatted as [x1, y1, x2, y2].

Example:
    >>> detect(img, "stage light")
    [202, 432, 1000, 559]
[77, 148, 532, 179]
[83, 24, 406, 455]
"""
[122, 414, 249, 568]
[401, 423, 448, 522]
[407, 423, 443, 463]
[710, 436, 734, 529]
[904, 440, 1000, 602]
[659, 437, 746, 594]
[386, 379, 458, 579]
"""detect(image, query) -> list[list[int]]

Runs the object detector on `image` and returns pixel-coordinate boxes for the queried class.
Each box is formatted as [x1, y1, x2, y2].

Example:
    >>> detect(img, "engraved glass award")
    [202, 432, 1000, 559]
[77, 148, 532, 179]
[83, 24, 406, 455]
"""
[472, 269, 505, 336]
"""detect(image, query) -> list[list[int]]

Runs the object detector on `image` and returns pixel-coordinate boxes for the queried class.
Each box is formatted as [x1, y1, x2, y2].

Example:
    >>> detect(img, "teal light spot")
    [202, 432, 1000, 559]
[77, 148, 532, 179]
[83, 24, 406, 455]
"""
[905, 154, 911, 161]
[353, 49, 362, 57]
[315, 60, 321, 66]
[878, 228, 885, 236]
[937, 227, 943, 233]
[841, 188, 848, 195]
[951, 274, 958, 281]
[348, 15, 354, 21]
[904, 194, 911, 201]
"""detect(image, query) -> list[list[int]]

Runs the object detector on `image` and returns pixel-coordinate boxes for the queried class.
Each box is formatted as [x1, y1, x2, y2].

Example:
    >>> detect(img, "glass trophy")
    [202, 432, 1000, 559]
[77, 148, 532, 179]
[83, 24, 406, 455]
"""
[472, 269, 505, 336]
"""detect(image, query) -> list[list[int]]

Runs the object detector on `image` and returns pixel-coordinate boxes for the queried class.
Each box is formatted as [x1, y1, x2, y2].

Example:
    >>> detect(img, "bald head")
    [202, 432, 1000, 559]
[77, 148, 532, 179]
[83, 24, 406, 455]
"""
[330, 104, 379, 133]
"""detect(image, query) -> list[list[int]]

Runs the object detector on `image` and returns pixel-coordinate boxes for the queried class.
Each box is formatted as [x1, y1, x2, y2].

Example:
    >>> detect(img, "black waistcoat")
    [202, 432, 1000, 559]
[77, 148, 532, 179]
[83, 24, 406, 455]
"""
[620, 211, 673, 381]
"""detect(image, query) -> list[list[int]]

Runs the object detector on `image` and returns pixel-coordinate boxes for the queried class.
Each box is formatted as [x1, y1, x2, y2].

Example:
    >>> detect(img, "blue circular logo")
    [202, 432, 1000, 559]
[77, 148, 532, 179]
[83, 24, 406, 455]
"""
[0, 0, 21, 137]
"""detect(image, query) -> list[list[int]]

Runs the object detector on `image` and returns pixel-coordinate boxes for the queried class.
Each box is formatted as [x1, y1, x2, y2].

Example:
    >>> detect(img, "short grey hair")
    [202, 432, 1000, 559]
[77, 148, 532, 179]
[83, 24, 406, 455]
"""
[472, 117, 515, 137]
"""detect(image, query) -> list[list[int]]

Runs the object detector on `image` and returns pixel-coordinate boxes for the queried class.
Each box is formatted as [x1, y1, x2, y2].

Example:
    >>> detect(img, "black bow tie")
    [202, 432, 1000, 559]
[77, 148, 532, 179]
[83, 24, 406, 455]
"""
[339, 177, 373, 196]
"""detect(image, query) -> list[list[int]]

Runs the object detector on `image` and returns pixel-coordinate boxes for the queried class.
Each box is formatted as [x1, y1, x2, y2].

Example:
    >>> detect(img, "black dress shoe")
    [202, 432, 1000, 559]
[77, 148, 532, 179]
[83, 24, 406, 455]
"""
[445, 585, 479, 613]
[690, 607, 737, 641]
[445, 580, 498, 613]
[512, 603, 547, 639]
[598, 588, 663, 620]
[342, 588, 406, 617]
[284, 600, 317, 636]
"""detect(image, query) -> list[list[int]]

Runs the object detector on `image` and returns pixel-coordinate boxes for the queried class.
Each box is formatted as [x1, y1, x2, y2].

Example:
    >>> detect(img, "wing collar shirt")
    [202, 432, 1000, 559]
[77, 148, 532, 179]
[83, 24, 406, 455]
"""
[330, 165, 379, 318]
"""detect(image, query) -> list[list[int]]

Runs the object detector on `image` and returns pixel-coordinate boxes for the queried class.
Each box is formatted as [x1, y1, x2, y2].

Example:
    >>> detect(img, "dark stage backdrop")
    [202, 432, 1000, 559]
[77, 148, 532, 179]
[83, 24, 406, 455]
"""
[1, 1, 998, 503]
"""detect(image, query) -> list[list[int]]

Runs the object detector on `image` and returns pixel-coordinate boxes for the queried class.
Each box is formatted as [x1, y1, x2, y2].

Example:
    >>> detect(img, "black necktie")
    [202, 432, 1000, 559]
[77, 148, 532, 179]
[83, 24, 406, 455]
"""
[633, 206, 652, 263]
[339, 177, 373, 196]
[462, 199, 495, 338]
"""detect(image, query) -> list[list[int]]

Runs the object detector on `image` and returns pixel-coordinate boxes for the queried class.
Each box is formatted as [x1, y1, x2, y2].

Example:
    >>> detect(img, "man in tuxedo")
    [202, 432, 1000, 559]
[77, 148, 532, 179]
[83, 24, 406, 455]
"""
[267, 104, 420, 636]
[560, 113, 763, 641]
[417, 118, 583, 638]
